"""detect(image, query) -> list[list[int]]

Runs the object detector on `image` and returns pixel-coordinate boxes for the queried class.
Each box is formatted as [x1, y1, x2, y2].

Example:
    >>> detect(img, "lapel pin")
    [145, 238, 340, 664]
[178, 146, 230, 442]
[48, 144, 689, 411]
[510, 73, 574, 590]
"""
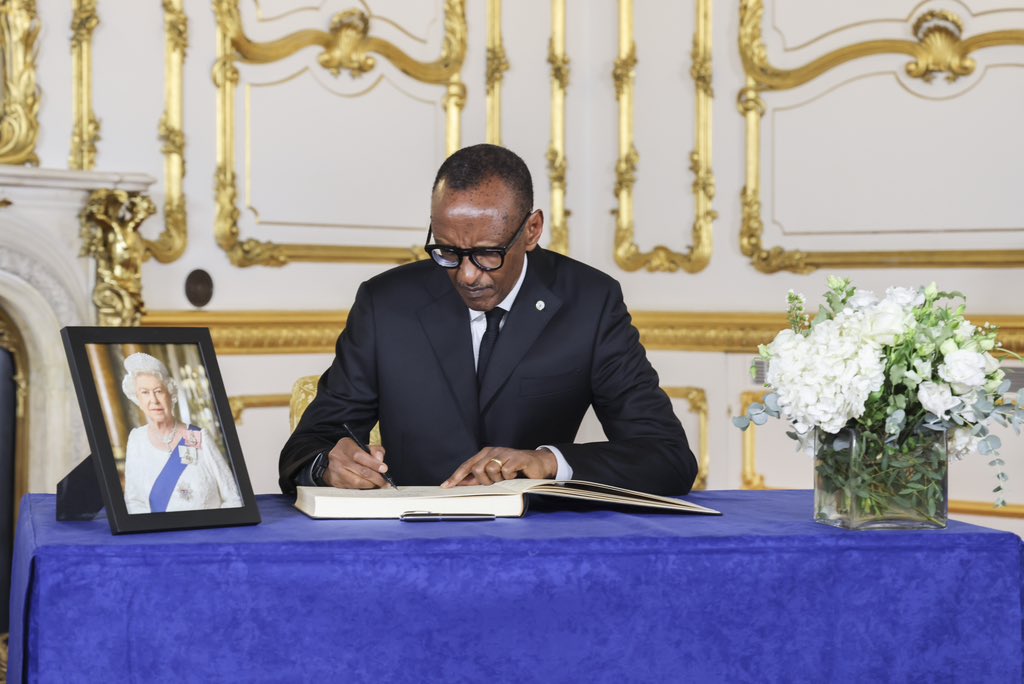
[535, 300, 545, 311]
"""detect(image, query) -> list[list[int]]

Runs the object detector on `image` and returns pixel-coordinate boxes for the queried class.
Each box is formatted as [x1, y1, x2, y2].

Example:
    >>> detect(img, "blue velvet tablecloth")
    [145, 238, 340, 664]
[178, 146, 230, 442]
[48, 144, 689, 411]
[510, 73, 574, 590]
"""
[8, 491, 1023, 683]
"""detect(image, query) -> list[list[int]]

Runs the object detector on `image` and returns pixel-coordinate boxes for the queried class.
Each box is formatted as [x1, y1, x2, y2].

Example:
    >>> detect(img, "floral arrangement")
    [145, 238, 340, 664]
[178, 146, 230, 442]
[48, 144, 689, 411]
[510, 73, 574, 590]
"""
[735, 276, 1023, 522]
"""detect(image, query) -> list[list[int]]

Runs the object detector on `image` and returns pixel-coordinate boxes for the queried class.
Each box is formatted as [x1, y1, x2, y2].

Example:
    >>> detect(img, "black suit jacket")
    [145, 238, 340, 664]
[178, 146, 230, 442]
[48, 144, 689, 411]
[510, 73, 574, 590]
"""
[279, 248, 697, 495]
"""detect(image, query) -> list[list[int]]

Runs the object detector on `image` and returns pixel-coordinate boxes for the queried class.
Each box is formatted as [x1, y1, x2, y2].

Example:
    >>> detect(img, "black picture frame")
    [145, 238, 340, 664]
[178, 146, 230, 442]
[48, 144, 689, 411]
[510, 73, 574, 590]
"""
[60, 326, 260, 534]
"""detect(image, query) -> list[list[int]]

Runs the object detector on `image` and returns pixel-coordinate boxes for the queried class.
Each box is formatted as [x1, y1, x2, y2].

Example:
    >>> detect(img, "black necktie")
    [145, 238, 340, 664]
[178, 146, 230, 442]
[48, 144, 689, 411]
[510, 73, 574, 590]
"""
[477, 307, 505, 384]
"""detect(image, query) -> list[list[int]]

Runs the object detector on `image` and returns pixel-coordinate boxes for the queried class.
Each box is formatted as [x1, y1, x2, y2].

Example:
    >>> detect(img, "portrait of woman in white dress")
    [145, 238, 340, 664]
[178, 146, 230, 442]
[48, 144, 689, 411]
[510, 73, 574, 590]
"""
[120, 352, 242, 514]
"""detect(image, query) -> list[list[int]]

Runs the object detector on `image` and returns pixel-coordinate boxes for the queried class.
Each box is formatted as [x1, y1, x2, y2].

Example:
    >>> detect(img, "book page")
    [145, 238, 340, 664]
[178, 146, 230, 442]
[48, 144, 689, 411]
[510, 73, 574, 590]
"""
[302, 479, 548, 500]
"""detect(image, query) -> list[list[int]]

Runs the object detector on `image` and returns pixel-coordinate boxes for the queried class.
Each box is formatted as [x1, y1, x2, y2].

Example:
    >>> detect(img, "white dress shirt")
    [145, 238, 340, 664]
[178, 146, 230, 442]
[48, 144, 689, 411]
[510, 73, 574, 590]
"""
[467, 259, 573, 480]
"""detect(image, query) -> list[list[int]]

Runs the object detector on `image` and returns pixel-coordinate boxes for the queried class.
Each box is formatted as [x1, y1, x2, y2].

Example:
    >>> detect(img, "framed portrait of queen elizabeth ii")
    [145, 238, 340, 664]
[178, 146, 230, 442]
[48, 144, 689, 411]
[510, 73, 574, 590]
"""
[61, 326, 259, 533]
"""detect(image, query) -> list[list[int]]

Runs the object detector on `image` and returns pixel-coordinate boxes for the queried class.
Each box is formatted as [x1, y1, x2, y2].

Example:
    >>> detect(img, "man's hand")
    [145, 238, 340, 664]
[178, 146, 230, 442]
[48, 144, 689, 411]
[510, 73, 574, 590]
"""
[322, 437, 392, 489]
[441, 447, 557, 487]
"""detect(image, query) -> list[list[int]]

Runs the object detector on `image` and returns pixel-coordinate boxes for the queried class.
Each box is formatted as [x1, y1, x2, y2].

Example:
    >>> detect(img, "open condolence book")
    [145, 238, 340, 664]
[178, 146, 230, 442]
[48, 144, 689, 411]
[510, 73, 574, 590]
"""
[294, 479, 721, 519]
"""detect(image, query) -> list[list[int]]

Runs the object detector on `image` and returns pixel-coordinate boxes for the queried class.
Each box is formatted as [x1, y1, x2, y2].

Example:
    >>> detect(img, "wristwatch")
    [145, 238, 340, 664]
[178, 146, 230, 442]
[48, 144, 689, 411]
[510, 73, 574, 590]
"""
[310, 450, 330, 487]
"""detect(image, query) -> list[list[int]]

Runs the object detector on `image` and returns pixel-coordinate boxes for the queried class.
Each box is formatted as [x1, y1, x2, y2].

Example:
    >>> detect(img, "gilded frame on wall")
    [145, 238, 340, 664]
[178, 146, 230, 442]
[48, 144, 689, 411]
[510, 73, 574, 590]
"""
[212, 0, 467, 267]
[738, 0, 1024, 273]
[0, 0, 40, 165]
[612, 0, 715, 273]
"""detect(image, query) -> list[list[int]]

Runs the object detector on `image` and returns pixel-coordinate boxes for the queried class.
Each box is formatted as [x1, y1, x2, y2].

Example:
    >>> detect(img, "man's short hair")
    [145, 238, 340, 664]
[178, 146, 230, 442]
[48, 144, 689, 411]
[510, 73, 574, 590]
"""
[432, 144, 533, 218]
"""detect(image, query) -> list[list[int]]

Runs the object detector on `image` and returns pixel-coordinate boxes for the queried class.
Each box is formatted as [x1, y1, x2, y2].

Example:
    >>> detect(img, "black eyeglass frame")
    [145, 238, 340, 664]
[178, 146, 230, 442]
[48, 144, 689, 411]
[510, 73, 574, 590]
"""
[423, 209, 536, 272]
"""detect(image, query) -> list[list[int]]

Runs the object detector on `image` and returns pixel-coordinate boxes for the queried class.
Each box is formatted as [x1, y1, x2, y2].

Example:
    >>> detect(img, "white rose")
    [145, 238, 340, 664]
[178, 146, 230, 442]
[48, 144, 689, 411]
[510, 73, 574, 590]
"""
[864, 299, 914, 346]
[983, 352, 1000, 374]
[938, 350, 987, 394]
[917, 381, 959, 419]
[884, 286, 924, 308]
[954, 321, 976, 341]
[948, 426, 980, 461]
[847, 290, 878, 310]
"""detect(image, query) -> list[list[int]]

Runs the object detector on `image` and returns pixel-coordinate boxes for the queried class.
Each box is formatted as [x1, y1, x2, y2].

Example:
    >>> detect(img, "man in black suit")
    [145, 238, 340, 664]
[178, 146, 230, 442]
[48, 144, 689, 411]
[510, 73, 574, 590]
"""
[280, 144, 696, 495]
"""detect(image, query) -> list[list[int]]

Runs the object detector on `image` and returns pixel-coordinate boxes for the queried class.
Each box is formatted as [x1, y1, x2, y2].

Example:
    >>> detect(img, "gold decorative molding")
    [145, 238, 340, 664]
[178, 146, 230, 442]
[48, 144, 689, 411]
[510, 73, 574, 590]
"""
[289, 375, 318, 431]
[143, 310, 347, 354]
[212, 0, 467, 266]
[79, 190, 157, 327]
[664, 387, 708, 490]
[546, 0, 569, 256]
[229, 392, 290, 423]
[485, 0, 508, 145]
[145, 0, 189, 264]
[0, 306, 29, 529]
[0, 0, 40, 165]
[738, 0, 1024, 273]
[142, 310, 1024, 357]
[633, 311, 784, 353]
[949, 500, 1024, 519]
[70, 0, 100, 170]
[612, 0, 713, 274]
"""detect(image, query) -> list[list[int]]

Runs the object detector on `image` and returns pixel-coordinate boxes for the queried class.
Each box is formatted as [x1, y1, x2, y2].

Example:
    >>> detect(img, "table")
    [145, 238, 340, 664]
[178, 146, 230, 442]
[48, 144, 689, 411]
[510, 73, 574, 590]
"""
[8, 491, 1022, 683]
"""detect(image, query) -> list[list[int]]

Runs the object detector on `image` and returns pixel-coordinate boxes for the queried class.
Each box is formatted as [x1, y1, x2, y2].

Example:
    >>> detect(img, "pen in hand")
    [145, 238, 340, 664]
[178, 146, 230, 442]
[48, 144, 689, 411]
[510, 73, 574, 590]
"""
[342, 423, 398, 489]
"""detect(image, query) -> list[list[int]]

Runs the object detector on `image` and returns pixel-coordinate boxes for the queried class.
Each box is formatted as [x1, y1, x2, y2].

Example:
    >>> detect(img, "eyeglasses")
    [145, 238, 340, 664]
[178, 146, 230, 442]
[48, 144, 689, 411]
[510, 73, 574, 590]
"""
[424, 210, 535, 272]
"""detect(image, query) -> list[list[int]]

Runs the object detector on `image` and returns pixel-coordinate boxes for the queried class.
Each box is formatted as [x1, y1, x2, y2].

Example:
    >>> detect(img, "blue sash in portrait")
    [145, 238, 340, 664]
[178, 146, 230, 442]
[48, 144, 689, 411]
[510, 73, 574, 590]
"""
[148, 425, 198, 513]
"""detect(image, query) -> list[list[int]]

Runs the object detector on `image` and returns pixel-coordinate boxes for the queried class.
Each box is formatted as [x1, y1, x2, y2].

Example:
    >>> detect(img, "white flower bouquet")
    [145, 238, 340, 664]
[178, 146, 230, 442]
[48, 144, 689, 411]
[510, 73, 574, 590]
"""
[735, 276, 1023, 528]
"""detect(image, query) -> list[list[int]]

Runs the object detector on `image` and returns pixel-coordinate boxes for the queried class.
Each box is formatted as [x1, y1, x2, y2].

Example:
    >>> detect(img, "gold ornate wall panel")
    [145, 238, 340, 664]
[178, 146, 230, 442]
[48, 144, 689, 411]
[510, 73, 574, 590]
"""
[485, 0, 507, 145]
[70, 0, 99, 170]
[80, 189, 157, 327]
[143, 309, 1024, 356]
[738, 0, 1024, 273]
[546, 0, 569, 256]
[0, 0, 40, 165]
[229, 392, 289, 423]
[612, 0, 714, 274]
[212, 0, 467, 267]
[143, 310, 346, 354]
[144, 0, 188, 264]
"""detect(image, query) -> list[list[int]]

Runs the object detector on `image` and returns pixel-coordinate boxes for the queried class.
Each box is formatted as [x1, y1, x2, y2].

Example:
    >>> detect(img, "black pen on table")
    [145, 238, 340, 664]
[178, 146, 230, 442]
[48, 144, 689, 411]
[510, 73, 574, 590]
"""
[342, 422, 398, 489]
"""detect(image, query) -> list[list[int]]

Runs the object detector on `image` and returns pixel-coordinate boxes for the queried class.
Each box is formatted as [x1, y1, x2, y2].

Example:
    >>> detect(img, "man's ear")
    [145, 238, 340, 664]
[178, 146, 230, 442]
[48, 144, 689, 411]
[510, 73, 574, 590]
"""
[524, 209, 544, 251]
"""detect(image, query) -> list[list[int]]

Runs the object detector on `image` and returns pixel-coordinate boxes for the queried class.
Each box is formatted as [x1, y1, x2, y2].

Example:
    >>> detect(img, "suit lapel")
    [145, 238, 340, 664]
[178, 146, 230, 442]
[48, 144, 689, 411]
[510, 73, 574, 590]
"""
[479, 251, 562, 411]
[418, 276, 480, 442]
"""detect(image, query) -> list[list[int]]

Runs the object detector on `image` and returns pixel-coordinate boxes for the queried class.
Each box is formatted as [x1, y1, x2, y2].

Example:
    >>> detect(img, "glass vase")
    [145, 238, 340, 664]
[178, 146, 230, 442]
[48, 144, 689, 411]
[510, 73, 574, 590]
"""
[813, 425, 948, 530]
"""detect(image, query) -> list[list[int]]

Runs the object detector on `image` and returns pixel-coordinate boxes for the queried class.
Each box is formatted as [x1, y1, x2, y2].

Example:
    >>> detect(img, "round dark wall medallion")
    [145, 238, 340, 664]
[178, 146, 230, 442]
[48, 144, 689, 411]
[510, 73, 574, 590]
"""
[184, 269, 214, 308]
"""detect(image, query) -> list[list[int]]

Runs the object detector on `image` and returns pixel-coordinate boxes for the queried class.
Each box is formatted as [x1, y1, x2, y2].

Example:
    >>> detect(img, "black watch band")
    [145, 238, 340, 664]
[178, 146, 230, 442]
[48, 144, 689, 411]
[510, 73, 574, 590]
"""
[310, 450, 330, 487]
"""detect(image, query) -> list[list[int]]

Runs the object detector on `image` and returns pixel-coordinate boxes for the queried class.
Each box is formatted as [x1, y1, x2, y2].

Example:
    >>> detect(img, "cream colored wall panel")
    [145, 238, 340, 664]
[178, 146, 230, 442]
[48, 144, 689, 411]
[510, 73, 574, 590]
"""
[951, 513, 1024, 536]
[769, 68, 1024, 242]
[235, 406, 291, 493]
[242, 71, 441, 237]
[501, 0, 554, 242]
[218, 351, 334, 493]
[33, 2, 74, 168]
[91, 3, 164, 174]
[772, 1, 1024, 52]
[630, 0, 697, 252]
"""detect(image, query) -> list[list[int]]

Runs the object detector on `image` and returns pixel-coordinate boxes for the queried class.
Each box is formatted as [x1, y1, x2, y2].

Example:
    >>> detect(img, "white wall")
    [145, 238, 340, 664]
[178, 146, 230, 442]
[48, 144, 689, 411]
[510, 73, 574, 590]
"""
[12, 0, 1024, 531]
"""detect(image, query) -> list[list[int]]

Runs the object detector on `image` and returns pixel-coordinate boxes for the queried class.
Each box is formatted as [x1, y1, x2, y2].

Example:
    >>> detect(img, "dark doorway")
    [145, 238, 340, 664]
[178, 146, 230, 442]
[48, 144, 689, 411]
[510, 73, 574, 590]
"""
[0, 346, 15, 637]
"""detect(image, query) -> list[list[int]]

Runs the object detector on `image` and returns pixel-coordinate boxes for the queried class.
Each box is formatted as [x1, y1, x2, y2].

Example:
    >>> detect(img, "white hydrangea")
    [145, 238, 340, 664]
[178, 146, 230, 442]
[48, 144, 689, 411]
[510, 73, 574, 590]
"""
[765, 310, 886, 435]
[917, 381, 959, 419]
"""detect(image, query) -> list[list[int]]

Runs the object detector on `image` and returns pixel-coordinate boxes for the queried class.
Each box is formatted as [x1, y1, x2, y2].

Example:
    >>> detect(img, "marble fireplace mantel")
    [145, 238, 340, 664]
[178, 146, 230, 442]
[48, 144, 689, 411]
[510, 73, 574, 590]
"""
[0, 167, 155, 494]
